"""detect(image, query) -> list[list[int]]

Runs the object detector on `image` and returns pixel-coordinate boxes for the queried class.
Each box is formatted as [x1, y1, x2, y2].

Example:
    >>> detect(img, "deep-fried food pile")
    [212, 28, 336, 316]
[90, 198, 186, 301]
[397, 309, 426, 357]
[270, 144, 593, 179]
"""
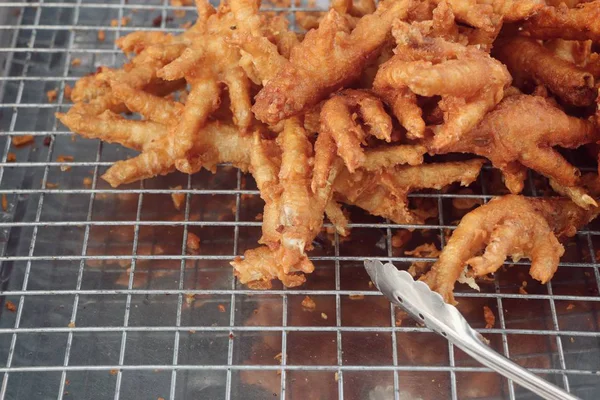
[59, 0, 600, 301]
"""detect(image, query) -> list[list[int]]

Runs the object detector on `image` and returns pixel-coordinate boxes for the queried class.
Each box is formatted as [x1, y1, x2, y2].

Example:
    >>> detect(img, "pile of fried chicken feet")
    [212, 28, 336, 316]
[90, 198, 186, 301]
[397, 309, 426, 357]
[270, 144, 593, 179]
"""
[59, 0, 600, 303]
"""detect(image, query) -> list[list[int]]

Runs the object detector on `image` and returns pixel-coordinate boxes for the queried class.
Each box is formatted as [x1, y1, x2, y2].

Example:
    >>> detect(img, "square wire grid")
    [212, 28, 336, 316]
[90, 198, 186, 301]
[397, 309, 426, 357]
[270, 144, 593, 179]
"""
[0, 1, 599, 399]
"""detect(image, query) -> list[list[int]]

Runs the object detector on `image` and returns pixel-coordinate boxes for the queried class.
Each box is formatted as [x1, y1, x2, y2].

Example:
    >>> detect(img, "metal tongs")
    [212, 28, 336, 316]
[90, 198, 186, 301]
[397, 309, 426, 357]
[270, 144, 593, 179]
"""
[364, 260, 579, 400]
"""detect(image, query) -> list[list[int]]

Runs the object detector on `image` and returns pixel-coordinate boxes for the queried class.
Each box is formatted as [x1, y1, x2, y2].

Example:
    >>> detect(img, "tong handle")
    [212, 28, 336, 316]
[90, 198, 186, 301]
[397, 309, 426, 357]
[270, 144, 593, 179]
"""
[456, 332, 578, 400]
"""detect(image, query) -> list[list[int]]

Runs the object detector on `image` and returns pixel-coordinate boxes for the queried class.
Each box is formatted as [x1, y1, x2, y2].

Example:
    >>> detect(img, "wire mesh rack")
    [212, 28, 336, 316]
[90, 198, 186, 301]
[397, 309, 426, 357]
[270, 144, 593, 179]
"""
[0, 1, 599, 399]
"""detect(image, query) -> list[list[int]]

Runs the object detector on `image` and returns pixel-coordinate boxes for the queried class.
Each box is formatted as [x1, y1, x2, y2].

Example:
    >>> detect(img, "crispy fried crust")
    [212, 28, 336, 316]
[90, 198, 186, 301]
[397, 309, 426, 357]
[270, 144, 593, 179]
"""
[494, 36, 596, 107]
[422, 195, 599, 304]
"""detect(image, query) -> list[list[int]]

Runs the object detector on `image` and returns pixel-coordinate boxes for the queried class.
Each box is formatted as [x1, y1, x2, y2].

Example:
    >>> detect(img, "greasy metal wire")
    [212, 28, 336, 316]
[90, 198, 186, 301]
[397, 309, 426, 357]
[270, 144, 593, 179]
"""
[0, 1, 599, 400]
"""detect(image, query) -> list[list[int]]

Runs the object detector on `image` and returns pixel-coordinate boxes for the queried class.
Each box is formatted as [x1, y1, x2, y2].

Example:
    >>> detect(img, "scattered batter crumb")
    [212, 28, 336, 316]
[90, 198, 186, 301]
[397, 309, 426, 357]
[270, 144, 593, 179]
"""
[171, 185, 185, 210]
[6, 153, 16, 162]
[109, 369, 118, 376]
[83, 177, 93, 186]
[184, 293, 195, 306]
[218, 304, 226, 313]
[274, 352, 282, 364]
[68, 321, 76, 328]
[253, 308, 259, 314]
[97, 30, 105, 41]
[12, 135, 34, 147]
[570, 337, 575, 343]
[334, 372, 339, 382]
[368, 281, 374, 288]
[158, 397, 165, 400]
[321, 312, 328, 320]
[255, 213, 263, 221]
[349, 294, 364, 300]
[71, 58, 81, 67]
[391, 229, 411, 248]
[566, 303, 575, 311]
[121, 17, 131, 26]
[63, 84, 72, 101]
[110, 19, 118, 27]
[5, 300, 16, 312]
[406, 243, 440, 277]
[186, 232, 201, 254]
[46, 182, 59, 188]
[228, 333, 234, 339]
[180, 21, 193, 29]
[44, 136, 52, 146]
[301, 295, 316, 311]
[2, 195, 7, 212]
[188, 329, 196, 334]
[483, 306, 495, 329]
[519, 280, 528, 295]
[65, 380, 70, 386]
[57, 155, 74, 172]
[46, 89, 58, 102]
[171, 0, 193, 18]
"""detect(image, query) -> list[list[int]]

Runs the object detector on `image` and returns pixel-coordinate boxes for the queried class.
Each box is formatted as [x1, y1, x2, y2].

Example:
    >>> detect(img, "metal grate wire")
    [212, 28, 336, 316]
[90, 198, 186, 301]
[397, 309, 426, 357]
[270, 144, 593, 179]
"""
[0, 1, 599, 399]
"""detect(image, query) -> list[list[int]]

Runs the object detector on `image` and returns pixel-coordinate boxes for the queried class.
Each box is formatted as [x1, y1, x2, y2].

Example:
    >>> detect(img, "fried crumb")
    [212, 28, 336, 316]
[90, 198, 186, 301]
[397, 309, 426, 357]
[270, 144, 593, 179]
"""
[391, 230, 411, 248]
[301, 295, 316, 311]
[6, 152, 16, 162]
[109, 369, 118, 376]
[71, 58, 81, 67]
[158, 397, 165, 400]
[406, 243, 440, 277]
[98, 30, 105, 41]
[68, 321, 76, 328]
[570, 337, 575, 343]
[349, 294, 364, 300]
[566, 303, 575, 311]
[180, 21, 193, 29]
[255, 213, 263, 221]
[253, 309, 259, 314]
[483, 305, 495, 329]
[321, 312, 328, 320]
[12, 135, 34, 147]
[186, 232, 201, 254]
[171, 0, 193, 18]
[46, 89, 58, 102]
[5, 300, 16, 312]
[229, 333, 234, 339]
[65, 380, 70, 386]
[110, 19, 118, 27]
[121, 17, 131, 26]
[57, 155, 74, 172]
[218, 304, 226, 313]
[46, 182, 59, 189]
[188, 329, 196, 334]
[274, 352, 283, 364]
[184, 293, 195, 306]
[43, 136, 52, 146]
[1, 194, 7, 212]
[519, 280, 528, 295]
[63, 84, 72, 101]
[368, 281, 374, 288]
[83, 177, 93, 186]
[171, 185, 185, 210]
[334, 372, 339, 382]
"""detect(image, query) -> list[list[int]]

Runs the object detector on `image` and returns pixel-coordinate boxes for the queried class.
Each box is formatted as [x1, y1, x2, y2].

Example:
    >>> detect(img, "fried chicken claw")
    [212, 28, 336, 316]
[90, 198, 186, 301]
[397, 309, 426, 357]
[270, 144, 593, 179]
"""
[441, 95, 599, 205]
[494, 36, 596, 107]
[374, 20, 511, 149]
[522, 2, 600, 42]
[314, 89, 392, 181]
[422, 195, 600, 304]
[252, 0, 414, 124]
[333, 159, 485, 224]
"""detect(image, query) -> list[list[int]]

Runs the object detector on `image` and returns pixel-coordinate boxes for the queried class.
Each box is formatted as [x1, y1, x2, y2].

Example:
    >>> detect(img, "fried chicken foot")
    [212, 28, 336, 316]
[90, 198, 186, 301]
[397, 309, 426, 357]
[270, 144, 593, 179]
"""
[333, 159, 484, 224]
[252, 0, 414, 124]
[494, 36, 596, 107]
[374, 20, 511, 148]
[313, 89, 393, 189]
[522, 2, 600, 42]
[441, 95, 598, 205]
[422, 195, 599, 304]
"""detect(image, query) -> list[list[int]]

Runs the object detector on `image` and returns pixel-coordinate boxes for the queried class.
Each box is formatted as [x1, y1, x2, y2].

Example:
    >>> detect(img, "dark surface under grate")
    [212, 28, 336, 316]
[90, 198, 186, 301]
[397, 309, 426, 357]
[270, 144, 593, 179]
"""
[0, 1, 599, 399]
